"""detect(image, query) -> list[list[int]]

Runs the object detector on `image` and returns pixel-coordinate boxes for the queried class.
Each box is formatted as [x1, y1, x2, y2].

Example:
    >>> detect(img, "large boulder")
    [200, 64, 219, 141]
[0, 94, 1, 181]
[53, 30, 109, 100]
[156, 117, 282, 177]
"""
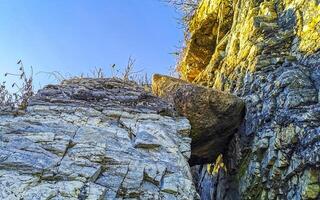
[0, 78, 199, 200]
[152, 74, 245, 165]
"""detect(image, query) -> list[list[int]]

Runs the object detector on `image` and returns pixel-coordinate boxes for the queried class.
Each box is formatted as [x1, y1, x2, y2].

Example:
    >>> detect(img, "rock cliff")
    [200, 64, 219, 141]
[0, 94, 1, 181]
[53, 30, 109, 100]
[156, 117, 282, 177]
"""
[177, 0, 320, 199]
[0, 78, 199, 199]
[1, 0, 319, 199]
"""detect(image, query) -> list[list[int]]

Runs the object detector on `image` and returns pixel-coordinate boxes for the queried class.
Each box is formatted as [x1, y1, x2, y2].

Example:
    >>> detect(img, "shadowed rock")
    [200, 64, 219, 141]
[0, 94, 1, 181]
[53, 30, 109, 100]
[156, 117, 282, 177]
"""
[152, 74, 245, 166]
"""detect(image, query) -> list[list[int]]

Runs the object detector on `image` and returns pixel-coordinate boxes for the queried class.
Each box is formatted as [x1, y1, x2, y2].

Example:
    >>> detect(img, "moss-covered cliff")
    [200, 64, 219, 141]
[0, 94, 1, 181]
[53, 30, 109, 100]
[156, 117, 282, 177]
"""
[178, 0, 320, 199]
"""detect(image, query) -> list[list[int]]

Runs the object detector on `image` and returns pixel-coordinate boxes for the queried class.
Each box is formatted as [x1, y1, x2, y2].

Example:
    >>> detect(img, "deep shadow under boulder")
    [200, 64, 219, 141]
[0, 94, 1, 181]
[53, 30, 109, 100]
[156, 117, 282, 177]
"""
[152, 74, 245, 166]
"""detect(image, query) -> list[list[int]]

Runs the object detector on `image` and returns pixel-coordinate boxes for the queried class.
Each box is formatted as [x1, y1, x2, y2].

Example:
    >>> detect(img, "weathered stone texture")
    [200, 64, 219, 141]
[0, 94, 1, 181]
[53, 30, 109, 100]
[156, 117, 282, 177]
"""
[178, 0, 235, 82]
[179, 0, 320, 199]
[0, 78, 199, 200]
[152, 74, 244, 166]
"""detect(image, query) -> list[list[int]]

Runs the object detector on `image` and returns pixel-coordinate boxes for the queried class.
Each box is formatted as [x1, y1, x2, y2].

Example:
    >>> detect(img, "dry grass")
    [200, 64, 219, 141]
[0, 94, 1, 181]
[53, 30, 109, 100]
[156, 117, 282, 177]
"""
[36, 57, 151, 84]
[0, 60, 34, 112]
[70, 57, 149, 84]
[0, 57, 153, 113]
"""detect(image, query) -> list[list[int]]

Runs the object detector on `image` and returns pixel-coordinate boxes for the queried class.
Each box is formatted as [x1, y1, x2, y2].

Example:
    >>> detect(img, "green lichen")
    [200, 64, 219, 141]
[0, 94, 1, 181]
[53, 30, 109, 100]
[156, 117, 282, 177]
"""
[236, 151, 252, 181]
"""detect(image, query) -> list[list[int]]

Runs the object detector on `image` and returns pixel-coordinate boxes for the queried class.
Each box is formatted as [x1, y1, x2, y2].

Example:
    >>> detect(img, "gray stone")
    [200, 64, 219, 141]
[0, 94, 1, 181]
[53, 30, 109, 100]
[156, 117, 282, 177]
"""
[0, 78, 199, 200]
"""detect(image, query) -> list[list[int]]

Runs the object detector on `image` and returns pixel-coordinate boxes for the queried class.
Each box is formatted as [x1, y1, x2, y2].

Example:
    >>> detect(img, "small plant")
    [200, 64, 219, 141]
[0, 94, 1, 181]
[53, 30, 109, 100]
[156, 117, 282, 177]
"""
[0, 81, 15, 110]
[36, 70, 65, 82]
[0, 60, 34, 112]
[36, 57, 150, 85]
[169, 44, 186, 78]
[110, 64, 117, 78]
[91, 67, 105, 78]
[123, 56, 139, 81]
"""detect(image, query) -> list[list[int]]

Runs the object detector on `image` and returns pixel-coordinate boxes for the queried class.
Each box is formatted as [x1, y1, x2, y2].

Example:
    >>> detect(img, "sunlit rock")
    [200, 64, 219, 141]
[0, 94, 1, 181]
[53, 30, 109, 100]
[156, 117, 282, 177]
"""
[178, 0, 320, 199]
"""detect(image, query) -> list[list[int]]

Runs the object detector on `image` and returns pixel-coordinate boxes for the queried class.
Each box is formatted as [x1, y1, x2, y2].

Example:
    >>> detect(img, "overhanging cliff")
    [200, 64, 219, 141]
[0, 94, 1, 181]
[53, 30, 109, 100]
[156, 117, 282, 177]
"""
[177, 0, 320, 199]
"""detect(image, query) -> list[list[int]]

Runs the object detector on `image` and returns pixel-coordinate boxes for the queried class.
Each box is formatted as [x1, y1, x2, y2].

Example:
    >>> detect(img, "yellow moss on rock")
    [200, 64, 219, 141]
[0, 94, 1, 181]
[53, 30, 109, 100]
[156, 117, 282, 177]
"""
[178, 0, 320, 198]
[301, 169, 320, 199]
[206, 154, 227, 175]
[178, 0, 235, 82]
[295, 0, 320, 53]
[179, 0, 320, 90]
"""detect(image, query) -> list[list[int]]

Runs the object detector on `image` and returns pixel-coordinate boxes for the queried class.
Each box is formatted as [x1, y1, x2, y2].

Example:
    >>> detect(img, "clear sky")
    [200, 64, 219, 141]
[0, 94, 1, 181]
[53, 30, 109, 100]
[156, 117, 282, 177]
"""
[0, 0, 183, 89]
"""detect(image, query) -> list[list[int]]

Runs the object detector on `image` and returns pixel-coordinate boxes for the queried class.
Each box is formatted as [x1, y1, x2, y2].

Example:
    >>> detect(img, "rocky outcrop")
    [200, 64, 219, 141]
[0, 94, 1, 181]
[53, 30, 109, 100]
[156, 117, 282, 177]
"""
[178, 0, 320, 199]
[0, 78, 199, 200]
[152, 74, 244, 166]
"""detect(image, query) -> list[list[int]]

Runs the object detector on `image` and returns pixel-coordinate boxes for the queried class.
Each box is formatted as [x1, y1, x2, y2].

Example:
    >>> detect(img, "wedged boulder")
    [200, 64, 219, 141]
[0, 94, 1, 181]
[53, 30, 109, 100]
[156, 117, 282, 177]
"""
[152, 74, 245, 165]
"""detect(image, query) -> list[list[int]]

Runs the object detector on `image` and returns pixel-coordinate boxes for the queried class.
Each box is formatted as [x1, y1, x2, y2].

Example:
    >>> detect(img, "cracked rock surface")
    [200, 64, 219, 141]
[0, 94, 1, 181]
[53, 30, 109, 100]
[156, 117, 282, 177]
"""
[0, 78, 199, 200]
[179, 0, 320, 199]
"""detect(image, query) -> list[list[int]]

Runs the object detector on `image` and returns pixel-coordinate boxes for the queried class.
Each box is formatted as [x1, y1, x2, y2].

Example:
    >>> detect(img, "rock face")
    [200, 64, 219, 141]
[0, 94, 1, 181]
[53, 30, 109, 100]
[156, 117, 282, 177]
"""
[178, 0, 320, 199]
[152, 74, 244, 166]
[0, 78, 199, 200]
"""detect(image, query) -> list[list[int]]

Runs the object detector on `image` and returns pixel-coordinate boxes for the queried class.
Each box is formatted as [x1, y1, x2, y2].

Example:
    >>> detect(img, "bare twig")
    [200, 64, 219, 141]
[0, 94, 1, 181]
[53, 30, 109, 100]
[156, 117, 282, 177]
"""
[91, 67, 105, 78]
[123, 56, 135, 81]
[36, 71, 66, 82]
[162, 0, 200, 28]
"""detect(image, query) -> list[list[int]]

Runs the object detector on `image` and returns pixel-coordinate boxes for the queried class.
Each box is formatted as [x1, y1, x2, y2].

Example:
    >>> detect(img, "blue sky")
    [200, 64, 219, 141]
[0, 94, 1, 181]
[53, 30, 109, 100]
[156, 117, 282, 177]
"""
[0, 0, 183, 89]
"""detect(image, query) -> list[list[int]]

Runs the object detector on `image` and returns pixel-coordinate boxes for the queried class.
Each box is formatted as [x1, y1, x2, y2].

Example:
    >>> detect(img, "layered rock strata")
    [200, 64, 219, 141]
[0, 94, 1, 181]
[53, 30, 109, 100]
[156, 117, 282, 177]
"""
[152, 74, 244, 166]
[178, 0, 320, 199]
[0, 78, 199, 200]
